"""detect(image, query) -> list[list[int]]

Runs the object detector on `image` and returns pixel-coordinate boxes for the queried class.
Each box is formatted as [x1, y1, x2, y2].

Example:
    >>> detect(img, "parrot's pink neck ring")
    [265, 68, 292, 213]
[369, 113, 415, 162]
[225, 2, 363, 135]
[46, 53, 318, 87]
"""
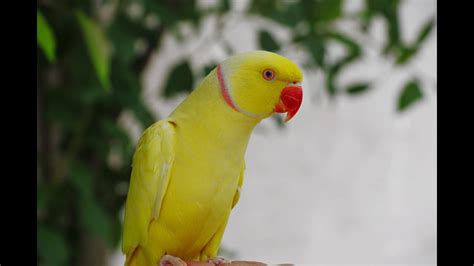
[216, 64, 262, 120]
[217, 64, 239, 112]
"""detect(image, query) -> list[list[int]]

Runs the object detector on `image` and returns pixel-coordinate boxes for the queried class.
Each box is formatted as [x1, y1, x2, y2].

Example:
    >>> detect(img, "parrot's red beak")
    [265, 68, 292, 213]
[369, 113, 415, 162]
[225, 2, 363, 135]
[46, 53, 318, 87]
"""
[273, 84, 303, 122]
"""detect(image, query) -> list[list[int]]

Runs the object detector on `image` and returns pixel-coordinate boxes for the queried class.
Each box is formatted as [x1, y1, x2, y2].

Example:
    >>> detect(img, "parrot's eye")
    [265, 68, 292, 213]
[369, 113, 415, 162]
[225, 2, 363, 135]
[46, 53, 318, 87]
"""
[262, 69, 275, 81]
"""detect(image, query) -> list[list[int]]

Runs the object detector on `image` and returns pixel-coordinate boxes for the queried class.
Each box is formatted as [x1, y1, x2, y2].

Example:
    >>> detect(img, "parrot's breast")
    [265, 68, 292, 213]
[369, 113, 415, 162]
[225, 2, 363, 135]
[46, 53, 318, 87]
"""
[146, 117, 251, 260]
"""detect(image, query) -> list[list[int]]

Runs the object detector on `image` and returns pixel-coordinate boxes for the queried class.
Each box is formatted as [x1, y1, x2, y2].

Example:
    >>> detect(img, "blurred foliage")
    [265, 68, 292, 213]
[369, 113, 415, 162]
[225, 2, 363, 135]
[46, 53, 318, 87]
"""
[37, 10, 56, 62]
[346, 82, 371, 95]
[76, 10, 112, 90]
[37, 0, 435, 265]
[259, 30, 280, 52]
[164, 60, 195, 97]
[398, 78, 423, 111]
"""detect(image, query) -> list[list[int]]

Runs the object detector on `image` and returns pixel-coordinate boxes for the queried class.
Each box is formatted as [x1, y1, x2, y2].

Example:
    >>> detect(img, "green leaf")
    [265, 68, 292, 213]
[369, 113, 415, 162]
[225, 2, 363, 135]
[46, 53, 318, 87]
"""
[218, 0, 231, 13]
[109, 61, 155, 127]
[384, 12, 401, 54]
[324, 32, 362, 96]
[69, 161, 94, 198]
[70, 162, 120, 248]
[249, 0, 304, 27]
[327, 32, 361, 64]
[76, 10, 112, 91]
[415, 18, 435, 47]
[107, 15, 137, 64]
[398, 79, 423, 111]
[37, 10, 56, 62]
[144, 0, 200, 27]
[258, 30, 280, 52]
[304, 33, 326, 67]
[360, 9, 374, 32]
[395, 46, 416, 65]
[38, 226, 70, 266]
[163, 61, 194, 97]
[346, 83, 371, 95]
[203, 63, 217, 76]
[79, 196, 118, 248]
[326, 69, 337, 96]
[396, 18, 435, 65]
[314, 0, 343, 22]
[37, 182, 48, 210]
[130, 100, 155, 129]
[366, 0, 402, 54]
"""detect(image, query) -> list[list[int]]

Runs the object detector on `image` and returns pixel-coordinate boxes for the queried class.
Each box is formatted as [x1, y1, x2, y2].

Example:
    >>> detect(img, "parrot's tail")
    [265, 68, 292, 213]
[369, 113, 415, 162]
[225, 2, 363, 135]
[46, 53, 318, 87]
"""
[124, 246, 150, 266]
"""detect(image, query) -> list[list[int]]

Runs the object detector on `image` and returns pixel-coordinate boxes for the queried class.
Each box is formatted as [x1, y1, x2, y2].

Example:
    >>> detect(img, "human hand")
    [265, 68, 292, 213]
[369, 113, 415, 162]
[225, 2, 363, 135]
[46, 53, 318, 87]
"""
[186, 261, 264, 266]
[186, 261, 292, 266]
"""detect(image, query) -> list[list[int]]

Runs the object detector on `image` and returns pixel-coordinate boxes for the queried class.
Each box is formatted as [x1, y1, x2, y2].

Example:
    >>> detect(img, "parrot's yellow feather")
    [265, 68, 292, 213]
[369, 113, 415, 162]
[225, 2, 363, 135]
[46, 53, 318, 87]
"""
[122, 119, 176, 255]
[122, 51, 303, 266]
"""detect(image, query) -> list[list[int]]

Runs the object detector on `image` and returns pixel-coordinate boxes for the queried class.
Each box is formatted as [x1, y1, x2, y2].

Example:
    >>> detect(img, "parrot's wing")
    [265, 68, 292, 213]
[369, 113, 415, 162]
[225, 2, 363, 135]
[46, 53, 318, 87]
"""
[231, 161, 245, 209]
[121, 119, 176, 255]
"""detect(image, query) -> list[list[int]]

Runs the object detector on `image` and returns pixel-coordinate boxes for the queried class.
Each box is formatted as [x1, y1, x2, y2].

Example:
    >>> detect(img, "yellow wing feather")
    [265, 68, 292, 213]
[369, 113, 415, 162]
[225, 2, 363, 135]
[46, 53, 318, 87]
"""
[231, 162, 245, 209]
[122, 119, 176, 255]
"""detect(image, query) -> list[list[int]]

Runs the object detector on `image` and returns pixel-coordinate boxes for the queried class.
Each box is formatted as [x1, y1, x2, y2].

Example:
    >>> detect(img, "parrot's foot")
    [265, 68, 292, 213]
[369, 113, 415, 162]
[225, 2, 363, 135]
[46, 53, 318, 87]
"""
[207, 256, 232, 265]
[160, 254, 187, 266]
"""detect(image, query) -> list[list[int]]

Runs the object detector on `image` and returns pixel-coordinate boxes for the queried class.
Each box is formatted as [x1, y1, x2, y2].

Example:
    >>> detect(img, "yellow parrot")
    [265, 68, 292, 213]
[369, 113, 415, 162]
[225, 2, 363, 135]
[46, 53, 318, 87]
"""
[122, 50, 303, 266]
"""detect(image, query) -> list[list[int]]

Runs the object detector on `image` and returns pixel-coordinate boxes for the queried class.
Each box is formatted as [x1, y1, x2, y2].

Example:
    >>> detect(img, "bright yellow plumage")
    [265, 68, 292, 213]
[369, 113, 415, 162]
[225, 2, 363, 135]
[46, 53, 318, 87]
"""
[122, 51, 303, 266]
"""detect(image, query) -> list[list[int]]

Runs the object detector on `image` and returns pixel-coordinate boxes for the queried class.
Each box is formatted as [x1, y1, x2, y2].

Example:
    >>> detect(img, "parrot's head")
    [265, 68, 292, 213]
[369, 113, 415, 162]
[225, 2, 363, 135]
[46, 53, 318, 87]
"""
[217, 50, 303, 122]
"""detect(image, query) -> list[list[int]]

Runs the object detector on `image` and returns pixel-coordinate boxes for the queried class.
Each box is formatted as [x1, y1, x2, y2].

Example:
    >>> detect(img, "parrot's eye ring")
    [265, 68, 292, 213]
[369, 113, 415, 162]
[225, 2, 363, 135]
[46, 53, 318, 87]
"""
[262, 69, 275, 81]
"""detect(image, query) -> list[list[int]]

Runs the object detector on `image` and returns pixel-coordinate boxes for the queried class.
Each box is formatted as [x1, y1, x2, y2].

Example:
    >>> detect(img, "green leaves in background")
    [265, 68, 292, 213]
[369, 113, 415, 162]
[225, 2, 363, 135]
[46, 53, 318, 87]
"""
[249, 0, 304, 28]
[76, 10, 112, 91]
[395, 46, 416, 65]
[69, 161, 94, 198]
[346, 82, 371, 95]
[250, 0, 434, 107]
[313, 0, 343, 22]
[250, 0, 342, 28]
[365, 0, 402, 54]
[144, 0, 201, 27]
[37, 10, 56, 62]
[163, 61, 194, 97]
[396, 18, 436, 65]
[325, 32, 362, 95]
[38, 226, 69, 266]
[303, 33, 326, 67]
[414, 18, 436, 47]
[107, 15, 140, 65]
[258, 30, 280, 52]
[328, 32, 362, 66]
[218, 0, 231, 13]
[70, 162, 120, 249]
[203, 63, 217, 76]
[79, 197, 120, 249]
[398, 79, 423, 111]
